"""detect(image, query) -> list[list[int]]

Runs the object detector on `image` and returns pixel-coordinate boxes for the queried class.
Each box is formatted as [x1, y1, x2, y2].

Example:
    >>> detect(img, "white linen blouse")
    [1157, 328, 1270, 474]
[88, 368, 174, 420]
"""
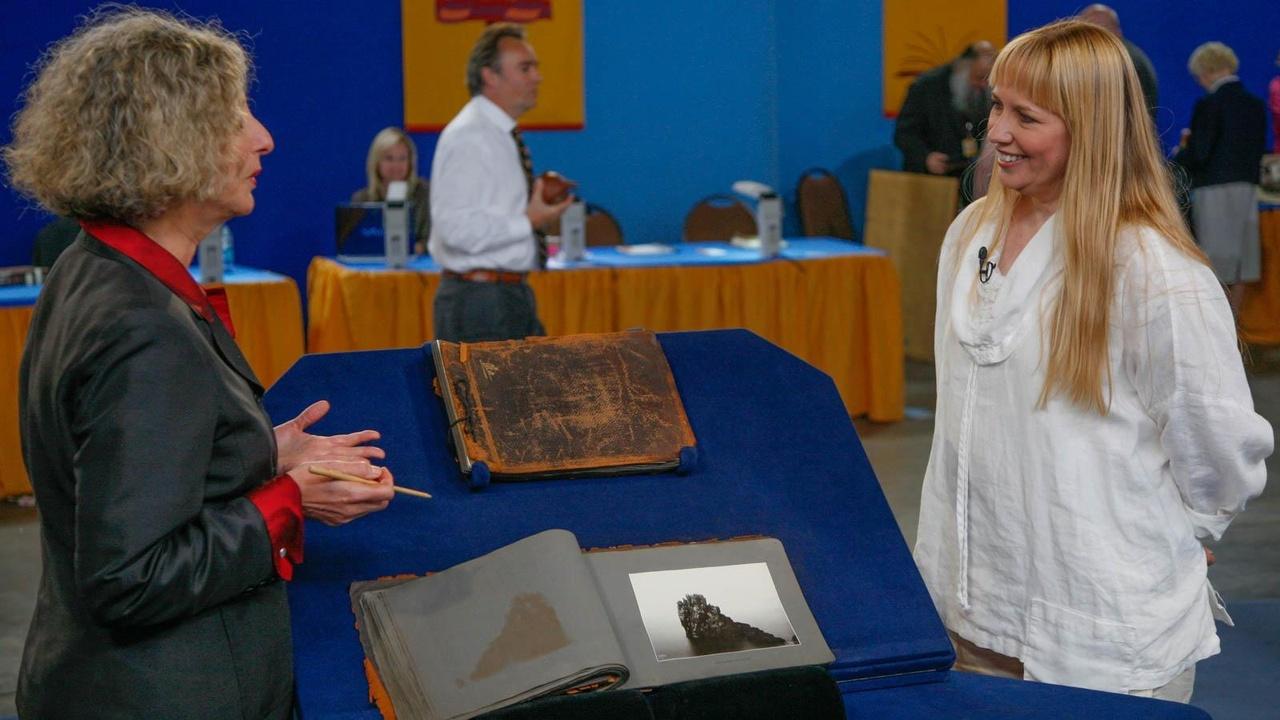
[914, 202, 1272, 693]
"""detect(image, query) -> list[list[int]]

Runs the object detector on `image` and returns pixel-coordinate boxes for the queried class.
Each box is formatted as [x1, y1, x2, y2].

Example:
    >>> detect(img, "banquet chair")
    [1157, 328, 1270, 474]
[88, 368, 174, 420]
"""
[547, 203, 625, 247]
[584, 203, 624, 246]
[795, 168, 856, 240]
[682, 194, 757, 242]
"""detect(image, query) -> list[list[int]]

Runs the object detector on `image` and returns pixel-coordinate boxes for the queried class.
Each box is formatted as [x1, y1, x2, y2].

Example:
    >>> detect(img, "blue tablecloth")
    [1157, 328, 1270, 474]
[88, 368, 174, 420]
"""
[0, 284, 40, 308]
[0, 264, 290, 308]
[331, 237, 882, 272]
[567, 238, 884, 268]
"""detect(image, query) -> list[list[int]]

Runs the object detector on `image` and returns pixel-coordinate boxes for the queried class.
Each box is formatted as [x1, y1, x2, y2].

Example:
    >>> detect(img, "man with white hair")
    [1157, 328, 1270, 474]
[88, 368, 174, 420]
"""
[894, 41, 996, 181]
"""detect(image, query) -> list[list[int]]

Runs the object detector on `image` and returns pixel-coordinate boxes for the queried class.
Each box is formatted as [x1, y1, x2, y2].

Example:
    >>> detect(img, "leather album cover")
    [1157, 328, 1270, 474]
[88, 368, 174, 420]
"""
[430, 330, 696, 480]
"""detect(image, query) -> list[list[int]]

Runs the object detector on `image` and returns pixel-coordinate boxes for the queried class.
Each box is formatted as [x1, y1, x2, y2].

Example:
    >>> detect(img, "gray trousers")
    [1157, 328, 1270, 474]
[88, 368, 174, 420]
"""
[433, 275, 545, 342]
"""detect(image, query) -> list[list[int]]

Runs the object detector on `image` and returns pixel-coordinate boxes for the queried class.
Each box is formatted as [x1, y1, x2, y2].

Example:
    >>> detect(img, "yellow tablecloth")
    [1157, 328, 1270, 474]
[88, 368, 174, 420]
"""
[1240, 208, 1280, 345]
[307, 254, 905, 422]
[0, 276, 304, 498]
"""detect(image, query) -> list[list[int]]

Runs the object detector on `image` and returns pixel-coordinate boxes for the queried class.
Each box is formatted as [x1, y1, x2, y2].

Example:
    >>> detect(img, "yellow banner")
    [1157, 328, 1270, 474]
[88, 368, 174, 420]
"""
[883, 0, 1006, 117]
[402, 0, 584, 131]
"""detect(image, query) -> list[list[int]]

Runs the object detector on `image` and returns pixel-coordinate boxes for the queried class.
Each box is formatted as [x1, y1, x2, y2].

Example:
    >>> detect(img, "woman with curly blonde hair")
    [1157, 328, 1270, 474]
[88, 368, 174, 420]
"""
[352, 126, 432, 252]
[914, 20, 1271, 702]
[4, 9, 395, 718]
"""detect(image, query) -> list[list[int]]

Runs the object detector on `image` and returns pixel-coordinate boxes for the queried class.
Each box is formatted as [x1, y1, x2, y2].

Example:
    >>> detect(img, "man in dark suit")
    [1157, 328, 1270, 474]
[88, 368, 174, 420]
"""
[894, 41, 996, 179]
[1173, 41, 1267, 311]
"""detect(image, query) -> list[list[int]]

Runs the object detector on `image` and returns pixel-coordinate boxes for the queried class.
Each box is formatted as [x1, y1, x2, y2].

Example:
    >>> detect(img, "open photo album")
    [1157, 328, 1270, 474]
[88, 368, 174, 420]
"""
[350, 529, 833, 720]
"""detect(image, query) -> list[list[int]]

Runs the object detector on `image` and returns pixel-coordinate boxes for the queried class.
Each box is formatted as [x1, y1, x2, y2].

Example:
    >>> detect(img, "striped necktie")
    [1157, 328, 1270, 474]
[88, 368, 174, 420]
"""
[511, 128, 547, 268]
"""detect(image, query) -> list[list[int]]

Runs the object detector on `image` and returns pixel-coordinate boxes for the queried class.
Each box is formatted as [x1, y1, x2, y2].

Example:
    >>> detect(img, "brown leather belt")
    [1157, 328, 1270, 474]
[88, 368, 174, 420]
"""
[443, 269, 527, 285]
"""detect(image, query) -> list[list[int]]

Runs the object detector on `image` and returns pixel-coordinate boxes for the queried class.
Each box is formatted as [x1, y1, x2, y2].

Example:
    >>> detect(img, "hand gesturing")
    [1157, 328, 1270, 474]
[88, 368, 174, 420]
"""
[274, 400, 384, 475]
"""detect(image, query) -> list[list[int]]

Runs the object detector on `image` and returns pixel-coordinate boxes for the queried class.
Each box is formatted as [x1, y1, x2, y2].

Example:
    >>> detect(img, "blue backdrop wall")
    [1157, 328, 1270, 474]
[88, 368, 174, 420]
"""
[1, 1, 1276, 289]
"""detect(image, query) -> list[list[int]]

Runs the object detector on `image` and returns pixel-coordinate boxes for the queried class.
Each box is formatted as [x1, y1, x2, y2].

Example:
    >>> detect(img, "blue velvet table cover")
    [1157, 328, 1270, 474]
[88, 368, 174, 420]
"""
[266, 329, 1205, 719]
[266, 329, 951, 718]
[842, 672, 1209, 719]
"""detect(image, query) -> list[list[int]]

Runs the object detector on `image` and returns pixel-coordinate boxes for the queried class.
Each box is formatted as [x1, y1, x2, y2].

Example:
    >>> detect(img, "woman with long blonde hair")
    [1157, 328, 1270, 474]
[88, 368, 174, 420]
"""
[352, 126, 432, 252]
[914, 20, 1271, 702]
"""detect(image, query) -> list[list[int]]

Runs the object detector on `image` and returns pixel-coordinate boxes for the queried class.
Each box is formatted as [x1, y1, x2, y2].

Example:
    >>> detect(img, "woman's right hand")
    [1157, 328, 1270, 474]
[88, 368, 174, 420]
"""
[288, 460, 395, 526]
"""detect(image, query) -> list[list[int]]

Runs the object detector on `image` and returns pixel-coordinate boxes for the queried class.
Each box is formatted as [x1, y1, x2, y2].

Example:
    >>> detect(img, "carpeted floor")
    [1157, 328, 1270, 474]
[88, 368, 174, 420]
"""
[1190, 599, 1280, 720]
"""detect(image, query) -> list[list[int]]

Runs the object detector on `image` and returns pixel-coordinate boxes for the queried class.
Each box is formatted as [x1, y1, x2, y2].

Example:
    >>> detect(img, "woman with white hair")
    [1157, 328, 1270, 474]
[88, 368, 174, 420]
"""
[916, 21, 1270, 703]
[1173, 41, 1268, 312]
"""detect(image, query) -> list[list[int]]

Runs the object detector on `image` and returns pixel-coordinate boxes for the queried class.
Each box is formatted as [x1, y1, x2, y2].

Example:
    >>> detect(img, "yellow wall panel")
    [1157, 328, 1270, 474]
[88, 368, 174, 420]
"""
[883, 0, 1006, 117]
[403, 0, 584, 131]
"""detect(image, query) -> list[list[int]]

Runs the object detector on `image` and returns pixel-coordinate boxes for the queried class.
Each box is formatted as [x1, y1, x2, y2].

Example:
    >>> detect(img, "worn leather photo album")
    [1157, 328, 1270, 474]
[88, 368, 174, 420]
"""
[350, 530, 834, 720]
[430, 330, 697, 482]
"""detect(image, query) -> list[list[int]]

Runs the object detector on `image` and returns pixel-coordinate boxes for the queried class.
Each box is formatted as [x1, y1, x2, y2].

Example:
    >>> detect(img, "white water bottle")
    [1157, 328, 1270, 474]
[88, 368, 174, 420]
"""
[560, 201, 586, 261]
[384, 180, 410, 268]
[757, 192, 782, 258]
[220, 225, 234, 269]
[199, 224, 224, 282]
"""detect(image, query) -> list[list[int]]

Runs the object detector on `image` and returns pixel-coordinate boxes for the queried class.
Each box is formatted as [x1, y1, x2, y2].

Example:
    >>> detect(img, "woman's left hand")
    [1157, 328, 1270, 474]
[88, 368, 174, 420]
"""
[274, 400, 385, 475]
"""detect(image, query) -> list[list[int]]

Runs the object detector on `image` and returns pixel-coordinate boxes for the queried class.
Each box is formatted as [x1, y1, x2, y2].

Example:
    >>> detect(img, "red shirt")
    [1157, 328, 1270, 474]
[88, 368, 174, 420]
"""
[83, 221, 303, 580]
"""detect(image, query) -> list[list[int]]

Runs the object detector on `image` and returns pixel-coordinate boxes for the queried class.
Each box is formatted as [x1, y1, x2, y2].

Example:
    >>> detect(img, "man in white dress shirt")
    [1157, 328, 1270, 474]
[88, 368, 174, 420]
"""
[429, 23, 573, 342]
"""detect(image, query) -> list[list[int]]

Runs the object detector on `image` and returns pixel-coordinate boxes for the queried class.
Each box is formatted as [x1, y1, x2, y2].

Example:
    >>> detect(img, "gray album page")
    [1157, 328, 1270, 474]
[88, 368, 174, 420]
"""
[585, 537, 834, 689]
[370, 529, 626, 719]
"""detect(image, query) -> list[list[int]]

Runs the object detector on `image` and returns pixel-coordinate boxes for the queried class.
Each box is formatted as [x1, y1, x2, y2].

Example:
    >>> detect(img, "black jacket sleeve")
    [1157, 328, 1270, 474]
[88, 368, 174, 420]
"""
[894, 79, 935, 173]
[70, 307, 275, 628]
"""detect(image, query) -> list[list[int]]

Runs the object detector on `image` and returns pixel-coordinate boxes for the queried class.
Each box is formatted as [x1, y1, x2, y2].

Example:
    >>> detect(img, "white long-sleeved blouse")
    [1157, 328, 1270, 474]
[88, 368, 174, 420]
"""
[914, 203, 1272, 693]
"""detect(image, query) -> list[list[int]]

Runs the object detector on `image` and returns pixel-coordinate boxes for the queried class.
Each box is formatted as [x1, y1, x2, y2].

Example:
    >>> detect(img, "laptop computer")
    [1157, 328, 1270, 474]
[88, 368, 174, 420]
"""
[335, 202, 416, 262]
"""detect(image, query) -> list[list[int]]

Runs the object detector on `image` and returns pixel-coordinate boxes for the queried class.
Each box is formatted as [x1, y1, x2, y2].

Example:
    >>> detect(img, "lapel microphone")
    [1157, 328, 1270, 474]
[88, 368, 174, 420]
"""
[978, 246, 995, 284]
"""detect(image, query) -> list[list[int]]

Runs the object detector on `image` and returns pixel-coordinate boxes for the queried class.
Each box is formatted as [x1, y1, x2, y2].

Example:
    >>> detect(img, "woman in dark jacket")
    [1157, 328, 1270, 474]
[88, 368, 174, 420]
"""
[3, 9, 396, 718]
[1172, 41, 1268, 312]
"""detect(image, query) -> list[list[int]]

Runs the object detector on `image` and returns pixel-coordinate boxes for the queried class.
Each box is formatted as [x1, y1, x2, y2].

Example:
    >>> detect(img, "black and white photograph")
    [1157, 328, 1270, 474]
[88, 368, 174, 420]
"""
[628, 562, 799, 662]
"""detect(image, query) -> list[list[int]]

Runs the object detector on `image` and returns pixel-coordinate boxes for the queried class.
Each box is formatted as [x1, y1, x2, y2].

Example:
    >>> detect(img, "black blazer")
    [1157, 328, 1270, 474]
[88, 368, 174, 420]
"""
[894, 62, 983, 176]
[1173, 80, 1266, 188]
[18, 231, 293, 719]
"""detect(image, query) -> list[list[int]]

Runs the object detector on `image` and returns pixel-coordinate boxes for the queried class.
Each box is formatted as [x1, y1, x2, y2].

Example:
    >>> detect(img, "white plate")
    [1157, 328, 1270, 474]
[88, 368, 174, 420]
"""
[696, 247, 729, 257]
[616, 243, 675, 256]
[729, 236, 789, 250]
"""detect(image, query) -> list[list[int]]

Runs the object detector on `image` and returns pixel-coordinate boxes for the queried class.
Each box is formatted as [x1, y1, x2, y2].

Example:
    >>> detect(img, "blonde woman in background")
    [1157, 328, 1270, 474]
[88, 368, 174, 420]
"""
[914, 20, 1271, 702]
[353, 126, 431, 252]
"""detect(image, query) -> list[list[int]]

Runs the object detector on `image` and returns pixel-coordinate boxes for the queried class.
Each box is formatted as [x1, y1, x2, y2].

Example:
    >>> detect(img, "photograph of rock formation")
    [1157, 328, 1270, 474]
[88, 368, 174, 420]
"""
[628, 562, 799, 662]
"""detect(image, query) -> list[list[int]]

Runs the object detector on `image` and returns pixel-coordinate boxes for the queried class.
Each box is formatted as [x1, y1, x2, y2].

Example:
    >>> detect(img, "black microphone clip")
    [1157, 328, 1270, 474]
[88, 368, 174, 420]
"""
[978, 246, 995, 284]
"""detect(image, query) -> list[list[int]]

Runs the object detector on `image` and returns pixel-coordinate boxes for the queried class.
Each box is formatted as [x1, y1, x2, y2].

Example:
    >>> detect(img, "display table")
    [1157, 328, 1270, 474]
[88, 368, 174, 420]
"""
[306, 238, 905, 421]
[1240, 206, 1280, 345]
[0, 266, 303, 498]
[264, 330, 1205, 720]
